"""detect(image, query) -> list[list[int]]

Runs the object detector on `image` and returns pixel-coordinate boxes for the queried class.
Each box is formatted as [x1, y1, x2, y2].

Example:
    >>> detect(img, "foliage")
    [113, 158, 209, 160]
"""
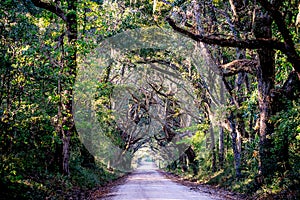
[1, 0, 300, 199]
[94, 80, 126, 149]
[0, 0, 136, 198]
[268, 100, 300, 194]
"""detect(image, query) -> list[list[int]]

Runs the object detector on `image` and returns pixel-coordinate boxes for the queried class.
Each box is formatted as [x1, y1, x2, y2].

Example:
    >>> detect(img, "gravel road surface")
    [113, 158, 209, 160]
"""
[101, 162, 221, 200]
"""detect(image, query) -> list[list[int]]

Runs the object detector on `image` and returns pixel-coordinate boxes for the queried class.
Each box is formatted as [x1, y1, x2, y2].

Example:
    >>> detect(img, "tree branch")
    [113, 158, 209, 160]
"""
[166, 17, 286, 51]
[166, 16, 300, 79]
[219, 59, 258, 76]
[31, 0, 67, 22]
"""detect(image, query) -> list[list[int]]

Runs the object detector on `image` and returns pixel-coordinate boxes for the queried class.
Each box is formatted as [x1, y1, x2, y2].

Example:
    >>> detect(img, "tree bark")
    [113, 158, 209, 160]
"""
[254, 12, 275, 180]
[257, 0, 300, 79]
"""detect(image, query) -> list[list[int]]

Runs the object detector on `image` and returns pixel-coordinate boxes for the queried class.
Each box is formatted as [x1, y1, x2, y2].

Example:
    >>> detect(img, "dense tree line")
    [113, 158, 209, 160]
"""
[0, 0, 299, 199]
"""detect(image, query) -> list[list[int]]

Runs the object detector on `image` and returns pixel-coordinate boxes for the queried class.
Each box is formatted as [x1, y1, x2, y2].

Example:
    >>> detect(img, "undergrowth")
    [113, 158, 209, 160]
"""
[0, 153, 124, 200]
[166, 157, 300, 200]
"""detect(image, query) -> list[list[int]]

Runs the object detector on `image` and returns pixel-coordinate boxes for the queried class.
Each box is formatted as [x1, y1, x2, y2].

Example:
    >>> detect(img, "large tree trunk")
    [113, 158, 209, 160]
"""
[31, 0, 78, 176]
[234, 72, 248, 174]
[61, 0, 77, 176]
[221, 76, 242, 178]
[254, 13, 275, 180]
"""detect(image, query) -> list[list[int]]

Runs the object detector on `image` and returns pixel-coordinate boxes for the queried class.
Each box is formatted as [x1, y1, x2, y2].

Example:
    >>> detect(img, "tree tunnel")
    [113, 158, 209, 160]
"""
[73, 27, 223, 172]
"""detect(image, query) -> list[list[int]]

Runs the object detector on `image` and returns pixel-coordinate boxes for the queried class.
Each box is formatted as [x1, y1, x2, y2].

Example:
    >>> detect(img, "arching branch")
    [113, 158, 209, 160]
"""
[166, 17, 286, 51]
[31, 0, 67, 22]
[166, 15, 300, 78]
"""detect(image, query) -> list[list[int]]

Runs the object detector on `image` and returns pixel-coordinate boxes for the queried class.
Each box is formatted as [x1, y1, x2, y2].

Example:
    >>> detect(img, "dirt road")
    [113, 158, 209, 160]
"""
[100, 162, 221, 200]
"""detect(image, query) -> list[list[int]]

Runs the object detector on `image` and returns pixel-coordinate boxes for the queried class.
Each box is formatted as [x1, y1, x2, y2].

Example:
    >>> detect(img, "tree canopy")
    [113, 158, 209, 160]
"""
[1, 0, 299, 199]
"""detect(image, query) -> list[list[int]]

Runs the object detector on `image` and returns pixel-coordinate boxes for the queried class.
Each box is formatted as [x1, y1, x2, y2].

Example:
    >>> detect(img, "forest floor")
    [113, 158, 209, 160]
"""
[91, 162, 249, 200]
